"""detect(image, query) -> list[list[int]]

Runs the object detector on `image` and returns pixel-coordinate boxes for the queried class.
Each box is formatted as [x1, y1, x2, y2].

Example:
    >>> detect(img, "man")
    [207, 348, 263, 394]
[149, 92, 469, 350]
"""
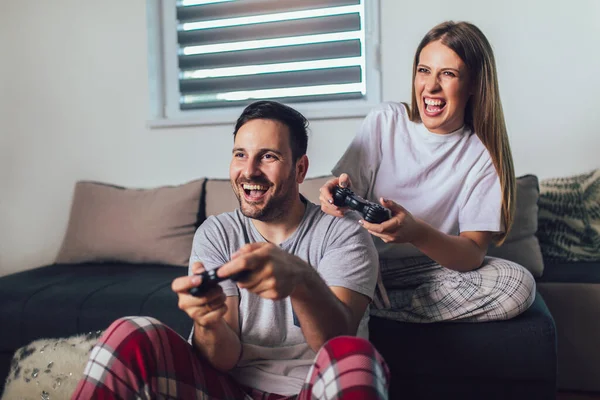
[72, 101, 389, 399]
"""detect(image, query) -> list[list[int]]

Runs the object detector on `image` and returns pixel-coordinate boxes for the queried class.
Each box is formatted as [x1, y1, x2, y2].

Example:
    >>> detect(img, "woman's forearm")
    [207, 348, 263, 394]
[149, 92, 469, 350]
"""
[410, 220, 487, 272]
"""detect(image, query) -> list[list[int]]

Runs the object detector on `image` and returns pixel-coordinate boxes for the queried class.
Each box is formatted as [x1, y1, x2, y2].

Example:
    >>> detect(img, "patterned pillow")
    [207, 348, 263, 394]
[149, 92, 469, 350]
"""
[2, 332, 101, 400]
[537, 169, 600, 262]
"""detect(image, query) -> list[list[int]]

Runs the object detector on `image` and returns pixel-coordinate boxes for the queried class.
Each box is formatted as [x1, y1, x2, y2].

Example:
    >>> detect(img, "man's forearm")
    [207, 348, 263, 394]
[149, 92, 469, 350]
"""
[291, 268, 353, 352]
[411, 220, 486, 272]
[193, 319, 241, 372]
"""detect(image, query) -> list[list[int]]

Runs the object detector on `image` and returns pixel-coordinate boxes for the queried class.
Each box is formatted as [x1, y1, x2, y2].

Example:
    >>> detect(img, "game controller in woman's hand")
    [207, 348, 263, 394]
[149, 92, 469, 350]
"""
[332, 186, 391, 224]
[189, 268, 249, 297]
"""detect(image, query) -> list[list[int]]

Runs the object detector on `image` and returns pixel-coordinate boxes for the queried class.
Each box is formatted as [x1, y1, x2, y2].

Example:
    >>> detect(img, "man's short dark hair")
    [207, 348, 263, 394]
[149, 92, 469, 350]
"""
[233, 101, 309, 162]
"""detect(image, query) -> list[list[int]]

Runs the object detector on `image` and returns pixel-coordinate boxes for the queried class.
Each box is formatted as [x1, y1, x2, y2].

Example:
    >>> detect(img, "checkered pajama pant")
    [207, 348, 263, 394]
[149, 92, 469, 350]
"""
[371, 256, 536, 323]
[71, 317, 390, 400]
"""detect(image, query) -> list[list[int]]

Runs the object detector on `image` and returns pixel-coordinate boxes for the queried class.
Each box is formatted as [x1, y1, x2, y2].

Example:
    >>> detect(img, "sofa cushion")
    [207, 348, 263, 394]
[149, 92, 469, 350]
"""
[204, 179, 238, 217]
[56, 179, 204, 267]
[370, 292, 556, 398]
[537, 260, 600, 283]
[536, 276, 600, 391]
[488, 175, 545, 277]
[0, 263, 192, 353]
[537, 169, 600, 262]
[298, 175, 330, 204]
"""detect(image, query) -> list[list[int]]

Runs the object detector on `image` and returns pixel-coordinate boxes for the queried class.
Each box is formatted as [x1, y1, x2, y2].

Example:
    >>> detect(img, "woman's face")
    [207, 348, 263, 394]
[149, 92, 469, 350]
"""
[414, 40, 472, 134]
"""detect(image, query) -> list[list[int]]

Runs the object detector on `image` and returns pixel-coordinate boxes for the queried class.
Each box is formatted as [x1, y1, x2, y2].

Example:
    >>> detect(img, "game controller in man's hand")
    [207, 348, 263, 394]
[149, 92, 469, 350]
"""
[189, 268, 249, 297]
[332, 186, 392, 224]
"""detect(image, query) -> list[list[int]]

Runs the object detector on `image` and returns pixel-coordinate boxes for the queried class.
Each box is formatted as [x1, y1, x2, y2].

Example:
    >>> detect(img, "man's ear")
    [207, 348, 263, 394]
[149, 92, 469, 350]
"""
[296, 155, 309, 184]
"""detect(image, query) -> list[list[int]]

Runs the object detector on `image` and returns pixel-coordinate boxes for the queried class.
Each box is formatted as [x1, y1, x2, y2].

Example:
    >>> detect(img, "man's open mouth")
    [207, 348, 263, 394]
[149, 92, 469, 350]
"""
[242, 183, 269, 200]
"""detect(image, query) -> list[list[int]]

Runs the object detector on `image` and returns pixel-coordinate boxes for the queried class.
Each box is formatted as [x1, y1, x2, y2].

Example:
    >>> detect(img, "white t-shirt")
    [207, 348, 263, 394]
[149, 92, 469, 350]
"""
[332, 102, 503, 259]
[189, 200, 378, 395]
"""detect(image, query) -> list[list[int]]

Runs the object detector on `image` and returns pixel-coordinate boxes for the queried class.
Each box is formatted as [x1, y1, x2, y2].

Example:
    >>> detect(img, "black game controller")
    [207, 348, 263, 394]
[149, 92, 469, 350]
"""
[332, 186, 391, 224]
[189, 268, 249, 297]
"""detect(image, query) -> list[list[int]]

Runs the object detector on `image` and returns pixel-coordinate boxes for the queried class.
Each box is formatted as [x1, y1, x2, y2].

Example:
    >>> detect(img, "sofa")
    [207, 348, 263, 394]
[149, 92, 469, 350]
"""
[2, 170, 596, 399]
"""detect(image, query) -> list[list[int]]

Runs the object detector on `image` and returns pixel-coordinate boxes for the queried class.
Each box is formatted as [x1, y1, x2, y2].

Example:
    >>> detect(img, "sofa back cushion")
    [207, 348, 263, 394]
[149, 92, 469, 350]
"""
[488, 175, 545, 276]
[55, 179, 204, 267]
[204, 179, 238, 218]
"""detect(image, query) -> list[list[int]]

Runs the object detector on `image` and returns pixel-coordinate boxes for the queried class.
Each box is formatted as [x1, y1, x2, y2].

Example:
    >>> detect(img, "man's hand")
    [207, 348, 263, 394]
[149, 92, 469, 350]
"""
[173, 262, 241, 372]
[217, 242, 308, 300]
[172, 262, 228, 328]
[360, 198, 424, 244]
[218, 241, 364, 351]
[319, 173, 353, 218]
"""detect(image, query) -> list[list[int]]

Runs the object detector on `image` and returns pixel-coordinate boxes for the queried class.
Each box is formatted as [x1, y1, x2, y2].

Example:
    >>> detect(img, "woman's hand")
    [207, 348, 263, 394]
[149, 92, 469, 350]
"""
[319, 173, 353, 218]
[360, 198, 425, 244]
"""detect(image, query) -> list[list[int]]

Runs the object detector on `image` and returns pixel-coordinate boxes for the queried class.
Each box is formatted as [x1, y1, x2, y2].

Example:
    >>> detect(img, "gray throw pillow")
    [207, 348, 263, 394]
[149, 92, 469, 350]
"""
[488, 175, 545, 277]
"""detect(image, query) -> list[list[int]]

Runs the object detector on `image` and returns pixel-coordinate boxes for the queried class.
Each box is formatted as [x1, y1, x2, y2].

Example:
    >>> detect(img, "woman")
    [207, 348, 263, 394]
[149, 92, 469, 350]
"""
[320, 21, 535, 322]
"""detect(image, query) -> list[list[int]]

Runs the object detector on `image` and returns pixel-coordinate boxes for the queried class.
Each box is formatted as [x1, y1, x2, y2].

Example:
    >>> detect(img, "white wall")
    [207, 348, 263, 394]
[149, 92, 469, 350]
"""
[1, 0, 599, 276]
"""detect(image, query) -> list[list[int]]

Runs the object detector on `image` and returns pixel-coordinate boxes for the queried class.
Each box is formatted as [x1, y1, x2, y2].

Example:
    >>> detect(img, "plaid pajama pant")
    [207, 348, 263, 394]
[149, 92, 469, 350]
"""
[71, 317, 390, 400]
[371, 256, 536, 322]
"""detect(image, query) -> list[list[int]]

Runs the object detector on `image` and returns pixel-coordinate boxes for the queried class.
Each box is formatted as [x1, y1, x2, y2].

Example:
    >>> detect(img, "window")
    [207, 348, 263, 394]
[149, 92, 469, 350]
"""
[147, 0, 381, 126]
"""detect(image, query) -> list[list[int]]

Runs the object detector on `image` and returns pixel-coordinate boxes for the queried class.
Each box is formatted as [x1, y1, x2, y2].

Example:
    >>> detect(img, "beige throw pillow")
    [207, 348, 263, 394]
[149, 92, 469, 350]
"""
[299, 176, 331, 204]
[204, 179, 238, 217]
[55, 179, 205, 267]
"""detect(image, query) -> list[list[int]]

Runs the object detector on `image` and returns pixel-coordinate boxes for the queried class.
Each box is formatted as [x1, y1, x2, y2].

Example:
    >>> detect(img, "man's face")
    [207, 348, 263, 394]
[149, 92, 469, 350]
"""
[230, 118, 302, 221]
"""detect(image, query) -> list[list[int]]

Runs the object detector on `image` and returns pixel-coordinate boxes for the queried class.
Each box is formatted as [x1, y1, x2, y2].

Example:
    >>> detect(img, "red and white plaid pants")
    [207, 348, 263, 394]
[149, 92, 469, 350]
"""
[71, 317, 390, 399]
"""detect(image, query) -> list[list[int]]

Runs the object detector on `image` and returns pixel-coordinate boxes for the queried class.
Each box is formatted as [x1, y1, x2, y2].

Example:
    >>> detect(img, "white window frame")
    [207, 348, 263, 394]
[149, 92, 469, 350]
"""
[146, 0, 381, 128]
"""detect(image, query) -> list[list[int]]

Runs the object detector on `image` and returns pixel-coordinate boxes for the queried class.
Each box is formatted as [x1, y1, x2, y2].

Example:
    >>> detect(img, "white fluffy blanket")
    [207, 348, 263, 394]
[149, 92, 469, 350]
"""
[2, 332, 102, 400]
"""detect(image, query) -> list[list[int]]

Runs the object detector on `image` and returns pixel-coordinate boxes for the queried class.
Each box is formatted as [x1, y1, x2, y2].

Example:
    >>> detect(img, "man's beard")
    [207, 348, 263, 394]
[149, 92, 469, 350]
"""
[233, 171, 296, 222]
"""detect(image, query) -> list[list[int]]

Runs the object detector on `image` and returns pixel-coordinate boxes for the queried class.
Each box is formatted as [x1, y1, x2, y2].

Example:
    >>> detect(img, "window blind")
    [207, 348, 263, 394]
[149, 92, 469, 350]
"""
[176, 0, 366, 110]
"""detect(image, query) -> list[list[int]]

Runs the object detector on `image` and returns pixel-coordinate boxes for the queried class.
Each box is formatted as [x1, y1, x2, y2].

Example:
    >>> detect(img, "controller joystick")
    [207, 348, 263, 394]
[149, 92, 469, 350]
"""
[332, 186, 391, 224]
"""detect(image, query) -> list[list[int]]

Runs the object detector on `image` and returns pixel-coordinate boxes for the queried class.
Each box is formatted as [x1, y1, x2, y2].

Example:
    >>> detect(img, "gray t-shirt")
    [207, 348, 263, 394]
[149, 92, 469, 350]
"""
[189, 200, 379, 395]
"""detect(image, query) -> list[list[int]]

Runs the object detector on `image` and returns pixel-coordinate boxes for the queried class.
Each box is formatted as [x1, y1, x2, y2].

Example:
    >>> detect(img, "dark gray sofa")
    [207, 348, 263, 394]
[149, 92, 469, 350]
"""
[0, 175, 561, 399]
[0, 262, 556, 399]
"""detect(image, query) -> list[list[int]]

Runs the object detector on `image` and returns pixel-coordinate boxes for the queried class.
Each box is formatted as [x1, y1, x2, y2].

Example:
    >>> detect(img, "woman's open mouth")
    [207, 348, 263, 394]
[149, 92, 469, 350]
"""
[423, 97, 446, 116]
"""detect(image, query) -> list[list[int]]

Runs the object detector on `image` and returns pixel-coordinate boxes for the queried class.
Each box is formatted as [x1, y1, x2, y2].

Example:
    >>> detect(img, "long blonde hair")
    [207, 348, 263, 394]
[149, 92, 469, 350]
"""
[407, 21, 515, 244]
